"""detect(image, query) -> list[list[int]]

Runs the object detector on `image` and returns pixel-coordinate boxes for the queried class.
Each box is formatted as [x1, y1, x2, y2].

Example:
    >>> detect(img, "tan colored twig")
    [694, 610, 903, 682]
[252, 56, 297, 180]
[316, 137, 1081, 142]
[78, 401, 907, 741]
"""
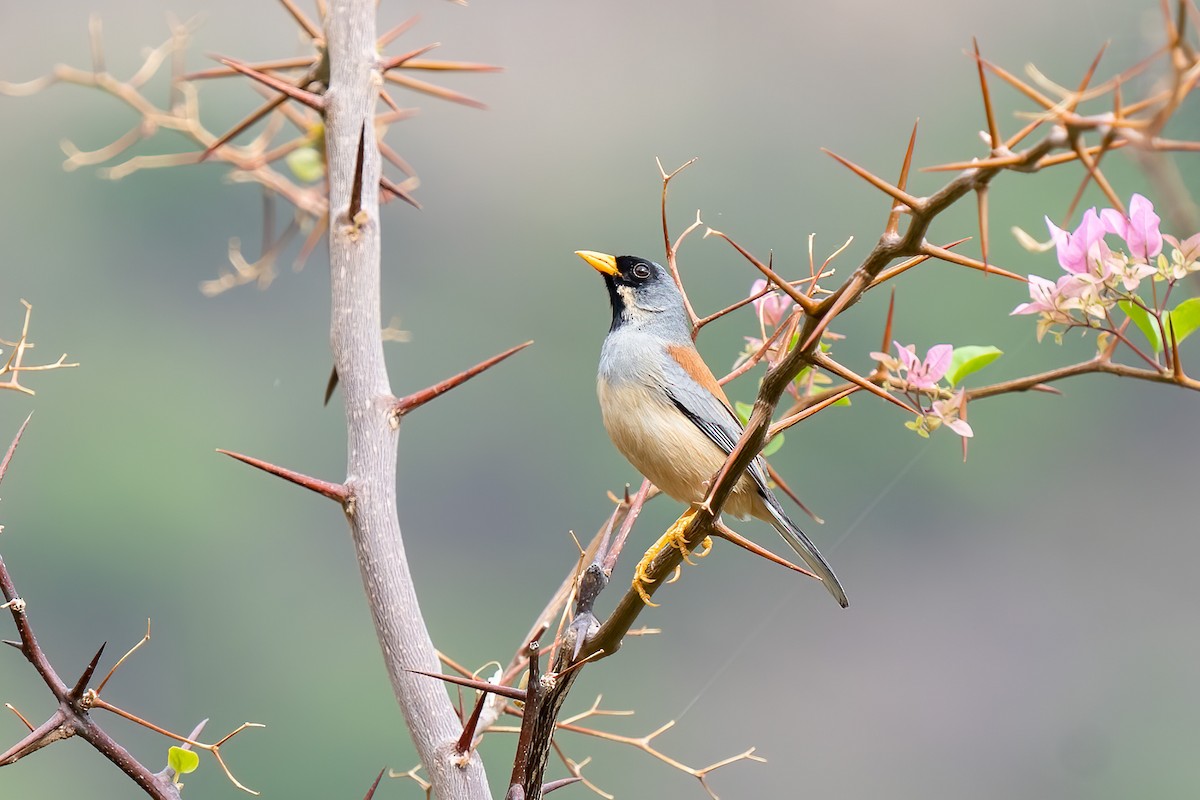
[0, 300, 78, 395]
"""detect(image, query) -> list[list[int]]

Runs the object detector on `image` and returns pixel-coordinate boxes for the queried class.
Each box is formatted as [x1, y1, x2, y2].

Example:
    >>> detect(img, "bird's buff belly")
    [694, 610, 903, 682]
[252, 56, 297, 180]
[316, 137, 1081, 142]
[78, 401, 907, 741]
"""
[598, 380, 757, 518]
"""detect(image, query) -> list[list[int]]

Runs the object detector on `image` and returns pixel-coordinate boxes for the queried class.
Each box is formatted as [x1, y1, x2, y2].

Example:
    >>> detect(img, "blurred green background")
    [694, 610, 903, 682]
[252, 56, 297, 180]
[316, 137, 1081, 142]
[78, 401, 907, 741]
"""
[1, 1, 1197, 798]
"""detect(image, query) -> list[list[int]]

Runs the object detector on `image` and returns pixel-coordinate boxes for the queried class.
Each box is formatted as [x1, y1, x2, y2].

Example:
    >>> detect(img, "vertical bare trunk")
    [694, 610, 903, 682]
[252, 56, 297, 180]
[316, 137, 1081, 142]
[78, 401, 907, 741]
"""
[324, 3, 490, 796]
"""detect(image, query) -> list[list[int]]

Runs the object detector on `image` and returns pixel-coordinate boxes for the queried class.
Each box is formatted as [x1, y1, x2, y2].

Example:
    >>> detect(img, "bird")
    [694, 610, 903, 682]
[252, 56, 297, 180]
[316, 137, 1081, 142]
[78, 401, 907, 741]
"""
[576, 250, 848, 608]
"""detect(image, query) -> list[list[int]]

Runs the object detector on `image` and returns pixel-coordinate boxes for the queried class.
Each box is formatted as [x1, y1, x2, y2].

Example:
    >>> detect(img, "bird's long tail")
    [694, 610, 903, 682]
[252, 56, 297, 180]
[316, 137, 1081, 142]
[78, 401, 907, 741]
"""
[758, 493, 849, 608]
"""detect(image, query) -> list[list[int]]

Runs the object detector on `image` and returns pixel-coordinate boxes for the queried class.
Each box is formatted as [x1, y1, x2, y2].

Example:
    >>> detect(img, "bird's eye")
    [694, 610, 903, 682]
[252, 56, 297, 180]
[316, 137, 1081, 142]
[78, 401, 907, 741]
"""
[631, 263, 651, 280]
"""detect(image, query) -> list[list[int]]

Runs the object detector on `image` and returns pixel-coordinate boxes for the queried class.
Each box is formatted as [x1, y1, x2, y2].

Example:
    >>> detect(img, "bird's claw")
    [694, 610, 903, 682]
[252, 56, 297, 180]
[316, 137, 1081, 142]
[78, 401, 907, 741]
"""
[632, 510, 709, 605]
[632, 554, 661, 606]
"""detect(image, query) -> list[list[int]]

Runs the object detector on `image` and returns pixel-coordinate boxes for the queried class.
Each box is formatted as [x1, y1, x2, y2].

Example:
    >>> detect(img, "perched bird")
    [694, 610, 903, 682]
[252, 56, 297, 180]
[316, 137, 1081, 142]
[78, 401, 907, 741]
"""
[576, 250, 848, 608]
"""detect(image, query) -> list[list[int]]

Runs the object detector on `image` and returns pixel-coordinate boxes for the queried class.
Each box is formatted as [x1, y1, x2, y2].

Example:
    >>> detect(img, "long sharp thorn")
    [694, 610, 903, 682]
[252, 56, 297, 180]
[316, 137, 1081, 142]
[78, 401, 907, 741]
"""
[383, 71, 486, 109]
[1004, 114, 1049, 149]
[323, 365, 339, 406]
[380, 175, 421, 209]
[377, 15, 420, 48]
[1170, 318, 1187, 382]
[922, 154, 1024, 172]
[703, 228, 817, 313]
[0, 413, 32, 487]
[886, 120, 919, 235]
[763, 462, 823, 523]
[1072, 140, 1124, 213]
[348, 123, 366, 223]
[881, 288, 896, 352]
[219, 57, 325, 111]
[980, 56, 1056, 109]
[69, 642, 106, 700]
[454, 690, 487, 754]
[822, 148, 921, 211]
[922, 243, 1026, 281]
[378, 140, 417, 177]
[770, 386, 860, 436]
[381, 42, 441, 72]
[1037, 140, 1130, 167]
[3, 640, 23, 651]
[977, 185, 990, 274]
[961, 416, 970, 462]
[814, 353, 921, 415]
[277, 0, 321, 40]
[216, 449, 349, 504]
[1069, 41, 1110, 112]
[394, 341, 532, 416]
[406, 668, 528, 701]
[185, 55, 317, 81]
[202, 94, 287, 160]
[543, 778, 583, 795]
[973, 38, 1001, 150]
[362, 769, 386, 800]
[402, 59, 504, 73]
[713, 522, 818, 579]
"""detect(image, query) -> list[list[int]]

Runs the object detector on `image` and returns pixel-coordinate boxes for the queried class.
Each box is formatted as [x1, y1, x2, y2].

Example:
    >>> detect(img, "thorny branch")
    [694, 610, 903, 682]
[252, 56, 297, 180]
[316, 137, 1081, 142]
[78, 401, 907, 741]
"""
[0, 301, 77, 395]
[0, 420, 261, 797]
[587, 0, 1200, 647]
[0, 6, 495, 293]
[482, 6, 1200, 796]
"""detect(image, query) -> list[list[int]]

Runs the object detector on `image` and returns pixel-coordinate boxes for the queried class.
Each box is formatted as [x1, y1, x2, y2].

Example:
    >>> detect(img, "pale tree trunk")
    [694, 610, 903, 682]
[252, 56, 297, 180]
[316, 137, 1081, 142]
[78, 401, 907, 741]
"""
[324, 2, 491, 797]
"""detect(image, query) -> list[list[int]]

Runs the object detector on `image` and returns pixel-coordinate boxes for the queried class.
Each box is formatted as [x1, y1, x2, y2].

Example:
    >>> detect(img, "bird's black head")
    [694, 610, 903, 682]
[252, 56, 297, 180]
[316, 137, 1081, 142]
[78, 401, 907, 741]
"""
[575, 251, 684, 332]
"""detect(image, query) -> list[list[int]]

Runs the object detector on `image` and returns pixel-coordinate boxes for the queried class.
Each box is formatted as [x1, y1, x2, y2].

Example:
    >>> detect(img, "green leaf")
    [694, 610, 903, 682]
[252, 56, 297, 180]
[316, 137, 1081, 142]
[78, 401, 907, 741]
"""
[761, 432, 784, 457]
[1165, 296, 1200, 346]
[944, 345, 1003, 386]
[168, 746, 199, 776]
[1119, 300, 1163, 353]
[832, 396, 851, 407]
[286, 146, 326, 183]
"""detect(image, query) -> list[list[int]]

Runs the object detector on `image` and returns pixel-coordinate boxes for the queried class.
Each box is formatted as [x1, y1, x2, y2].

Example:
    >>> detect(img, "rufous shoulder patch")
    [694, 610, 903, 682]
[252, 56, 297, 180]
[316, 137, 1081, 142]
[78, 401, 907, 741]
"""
[666, 343, 734, 412]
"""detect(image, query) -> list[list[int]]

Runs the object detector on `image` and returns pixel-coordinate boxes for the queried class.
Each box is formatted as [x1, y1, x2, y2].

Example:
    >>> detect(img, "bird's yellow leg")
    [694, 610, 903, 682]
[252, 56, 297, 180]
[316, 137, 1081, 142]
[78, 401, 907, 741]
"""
[632, 509, 715, 604]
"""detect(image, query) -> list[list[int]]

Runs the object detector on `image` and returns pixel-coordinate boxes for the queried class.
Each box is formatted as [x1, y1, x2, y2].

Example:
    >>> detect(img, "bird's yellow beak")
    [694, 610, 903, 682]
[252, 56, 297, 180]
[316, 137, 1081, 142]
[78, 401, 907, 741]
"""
[576, 250, 619, 276]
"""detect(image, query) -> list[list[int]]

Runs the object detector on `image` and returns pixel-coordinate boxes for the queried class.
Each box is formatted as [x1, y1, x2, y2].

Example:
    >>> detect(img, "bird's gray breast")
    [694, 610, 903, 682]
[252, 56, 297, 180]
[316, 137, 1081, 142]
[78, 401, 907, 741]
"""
[598, 328, 664, 388]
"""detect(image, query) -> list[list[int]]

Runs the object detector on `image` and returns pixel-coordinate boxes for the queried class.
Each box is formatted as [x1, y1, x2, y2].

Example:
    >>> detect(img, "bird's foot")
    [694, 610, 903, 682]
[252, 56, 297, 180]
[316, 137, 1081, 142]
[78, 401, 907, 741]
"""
[632, 509, 709, 605]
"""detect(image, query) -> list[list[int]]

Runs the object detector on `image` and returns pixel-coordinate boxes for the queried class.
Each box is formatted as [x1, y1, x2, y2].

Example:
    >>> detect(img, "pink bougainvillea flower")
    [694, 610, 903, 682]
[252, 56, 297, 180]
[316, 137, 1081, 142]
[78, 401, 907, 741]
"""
[1101, 194, 1163, 263]
[1046, 208, 1108, 275]
[749, 279, 792, 328]
[931, 389, 973, 438]
[892, 341, 952, 390]
[1163, 232, 1200, 280]
[1108, 256, 1157, 292]
[1164, 232, 1200, 263]
[1012, 274, 1063, 316]
[1011, 273, 1108, 341]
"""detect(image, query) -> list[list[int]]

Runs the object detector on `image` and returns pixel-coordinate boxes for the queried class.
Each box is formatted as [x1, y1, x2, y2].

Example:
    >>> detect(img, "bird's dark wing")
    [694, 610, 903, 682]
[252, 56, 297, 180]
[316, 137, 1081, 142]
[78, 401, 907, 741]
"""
[659, 347, 774, 497]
